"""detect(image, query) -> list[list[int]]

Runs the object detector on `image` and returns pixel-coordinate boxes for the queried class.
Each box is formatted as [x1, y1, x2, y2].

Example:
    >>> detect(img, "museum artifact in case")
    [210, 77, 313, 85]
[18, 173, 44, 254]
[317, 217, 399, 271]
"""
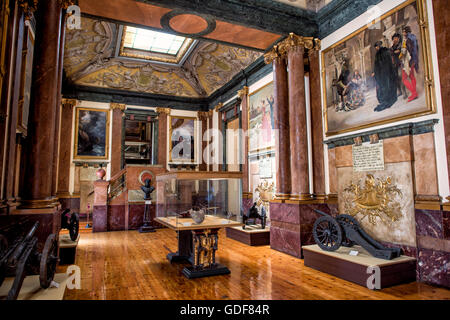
[155, 171, 243, 278]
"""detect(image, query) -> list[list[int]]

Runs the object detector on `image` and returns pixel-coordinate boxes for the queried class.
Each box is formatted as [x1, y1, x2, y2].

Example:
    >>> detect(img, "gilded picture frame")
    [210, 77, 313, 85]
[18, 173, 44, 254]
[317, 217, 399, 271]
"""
[248, 81, 275, 153]
[321, 0, 436, 136]
[74, 107, 110, 160]
[169, 116, 197, 163]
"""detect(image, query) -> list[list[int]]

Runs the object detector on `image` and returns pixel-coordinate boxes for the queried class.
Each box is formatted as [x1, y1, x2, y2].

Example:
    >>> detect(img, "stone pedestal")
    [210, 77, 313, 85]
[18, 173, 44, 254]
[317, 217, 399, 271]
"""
[269, 201, 338, 258]
[92, 179, 109, 232]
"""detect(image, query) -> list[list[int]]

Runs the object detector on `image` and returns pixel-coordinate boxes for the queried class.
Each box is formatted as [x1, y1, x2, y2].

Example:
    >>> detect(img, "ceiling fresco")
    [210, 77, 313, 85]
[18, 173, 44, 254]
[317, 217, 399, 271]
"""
[64, 17, 262, 98]
[272, 0, 334, 11]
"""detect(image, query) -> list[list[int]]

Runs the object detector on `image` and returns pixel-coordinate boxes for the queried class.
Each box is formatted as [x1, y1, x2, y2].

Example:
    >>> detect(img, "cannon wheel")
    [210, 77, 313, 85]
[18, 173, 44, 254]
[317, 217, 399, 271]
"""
[0, 234, 8, 287]
[40, 234, 59, 289]
[313, 215, 343, 251]
[69, 213, 80, 241]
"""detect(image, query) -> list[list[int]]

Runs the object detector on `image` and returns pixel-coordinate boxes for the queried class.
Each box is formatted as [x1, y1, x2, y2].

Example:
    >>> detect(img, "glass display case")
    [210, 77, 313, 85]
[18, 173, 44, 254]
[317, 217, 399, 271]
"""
[156, 171, 243, 227]
[154, 171, 243, 278]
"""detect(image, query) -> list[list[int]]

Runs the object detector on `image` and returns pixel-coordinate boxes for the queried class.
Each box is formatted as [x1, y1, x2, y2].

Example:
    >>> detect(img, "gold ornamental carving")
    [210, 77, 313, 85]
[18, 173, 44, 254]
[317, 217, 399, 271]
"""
[59, 0, 76, 9]
[255, 181, 275, 210]
[278, 33, 315, 55]
[110, 102, 126, 111]
[197, 111, 209, 121]
[61, 98, 78, 107]
[18, 0, 38, 20]
[193, 229, 218, 268]
[156, 107, 170, 115]
[263, 45, 281, 65]
[343, 174, 403, 225]
[214, 103, 223, 113]
[237, 86, 249, 99]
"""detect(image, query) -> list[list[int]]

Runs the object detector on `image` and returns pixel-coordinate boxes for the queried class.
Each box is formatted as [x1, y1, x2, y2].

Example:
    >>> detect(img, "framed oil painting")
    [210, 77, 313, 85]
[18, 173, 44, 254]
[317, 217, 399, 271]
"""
[74, 108, 110, 159]
[322, 0, 435, 136]
[248, 82, 275, 153]
[169, 116, 196, 163]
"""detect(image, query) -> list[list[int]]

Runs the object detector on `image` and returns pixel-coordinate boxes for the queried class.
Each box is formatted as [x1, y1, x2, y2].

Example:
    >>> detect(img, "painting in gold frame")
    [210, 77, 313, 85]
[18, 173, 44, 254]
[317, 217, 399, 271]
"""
[169, 116, 196, 163]
[248, 81, 275, 153]
[74, 107, 110, 160]
[321, 0, 435, 136]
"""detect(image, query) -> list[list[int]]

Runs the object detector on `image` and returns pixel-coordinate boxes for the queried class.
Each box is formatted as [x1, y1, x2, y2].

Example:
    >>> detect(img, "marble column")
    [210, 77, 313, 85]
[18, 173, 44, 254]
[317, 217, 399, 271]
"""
[110, 103, 125, 175]
[57, 99, 77, 198]
[22, 0, 63, 208]
[156, 107, 170, 168]
[283, 34, 313, 200]
[198, 111, 209, 171]
[264, 46, 290, 199]
[308, 39, 326, 200]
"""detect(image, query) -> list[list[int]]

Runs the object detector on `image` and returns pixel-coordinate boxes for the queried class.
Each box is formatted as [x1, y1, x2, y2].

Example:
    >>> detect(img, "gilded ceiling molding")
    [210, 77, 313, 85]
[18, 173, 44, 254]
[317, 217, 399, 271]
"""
[197, 111, 209, 121]
[18, 0, 38, 20]
[110, 102, 126, 111]
[237, 86, 249, 98]
[156, 107, 171, 115]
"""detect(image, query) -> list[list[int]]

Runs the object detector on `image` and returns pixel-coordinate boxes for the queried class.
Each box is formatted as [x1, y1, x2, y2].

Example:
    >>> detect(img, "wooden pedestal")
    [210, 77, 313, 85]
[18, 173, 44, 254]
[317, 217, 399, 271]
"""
[226, 225, 270, 246]
[303, 245, 417, 289]
[59, 233, 80, 265]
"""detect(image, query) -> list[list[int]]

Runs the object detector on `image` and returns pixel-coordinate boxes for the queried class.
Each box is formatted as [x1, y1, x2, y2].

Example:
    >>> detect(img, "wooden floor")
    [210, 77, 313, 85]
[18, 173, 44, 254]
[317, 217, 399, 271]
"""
[59, 228, 450, 300]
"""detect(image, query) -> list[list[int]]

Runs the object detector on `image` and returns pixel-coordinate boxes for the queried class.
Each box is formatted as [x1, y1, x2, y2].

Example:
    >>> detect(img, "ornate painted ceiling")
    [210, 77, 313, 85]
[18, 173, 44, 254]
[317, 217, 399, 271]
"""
[272, 0, 334, 11]
[64, 17, 262, 98]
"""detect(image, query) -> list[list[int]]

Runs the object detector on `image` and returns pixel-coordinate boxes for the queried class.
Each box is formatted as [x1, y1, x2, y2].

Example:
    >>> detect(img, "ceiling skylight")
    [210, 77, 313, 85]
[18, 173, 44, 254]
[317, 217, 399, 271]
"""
[123, 26, 187, 55]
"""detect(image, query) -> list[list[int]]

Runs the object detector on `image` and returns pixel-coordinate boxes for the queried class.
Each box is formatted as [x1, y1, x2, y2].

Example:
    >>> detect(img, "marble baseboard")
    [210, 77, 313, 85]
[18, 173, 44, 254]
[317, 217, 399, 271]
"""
[417, 248, 450, 288]
[93, 205, 107, 232]
[108, 205, 126, 231]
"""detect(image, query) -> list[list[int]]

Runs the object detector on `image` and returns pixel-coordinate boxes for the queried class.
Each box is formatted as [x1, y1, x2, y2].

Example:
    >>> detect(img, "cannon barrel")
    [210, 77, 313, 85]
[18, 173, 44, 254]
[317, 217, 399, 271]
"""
[313, 209, 331, 217]
[9, 221, 39, 264]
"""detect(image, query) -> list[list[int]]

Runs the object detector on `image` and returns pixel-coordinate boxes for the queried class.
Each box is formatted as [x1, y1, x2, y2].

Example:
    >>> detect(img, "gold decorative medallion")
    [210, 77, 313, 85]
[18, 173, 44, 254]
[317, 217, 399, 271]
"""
[255, 181, 275, 211]
[343, 174, 403, 225]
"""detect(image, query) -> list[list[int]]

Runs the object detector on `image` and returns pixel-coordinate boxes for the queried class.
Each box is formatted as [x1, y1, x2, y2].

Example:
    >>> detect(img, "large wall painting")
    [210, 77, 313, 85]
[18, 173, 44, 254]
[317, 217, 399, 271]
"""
[169, 116, 196, 163]
[74, 108, 110, 159]
[322, 0, 435, 136]
[248, 82, 275, 153]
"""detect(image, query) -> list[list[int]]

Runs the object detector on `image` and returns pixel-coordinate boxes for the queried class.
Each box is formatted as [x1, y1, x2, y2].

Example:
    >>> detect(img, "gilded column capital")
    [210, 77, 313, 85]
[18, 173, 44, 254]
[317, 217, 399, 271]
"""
[59, 0, 76, 9]
[61, 98, 78, 107]
[156, 107, 171, 115]
[264, 46, 282, 65]
[18, 0, 38, 20]
[278, 33, 315, 56]
[207, 109, 214, 117]
[197, 111, 209, 121]
[308, 38, 322, 56]
[214, 103, 223, 113]
[237, 86, 249, 98]
[110, 102, 126, 112]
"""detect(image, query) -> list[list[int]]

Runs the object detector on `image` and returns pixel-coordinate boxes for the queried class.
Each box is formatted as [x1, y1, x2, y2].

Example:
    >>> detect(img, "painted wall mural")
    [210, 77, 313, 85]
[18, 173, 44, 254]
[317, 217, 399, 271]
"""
[322, 0, 435, 136]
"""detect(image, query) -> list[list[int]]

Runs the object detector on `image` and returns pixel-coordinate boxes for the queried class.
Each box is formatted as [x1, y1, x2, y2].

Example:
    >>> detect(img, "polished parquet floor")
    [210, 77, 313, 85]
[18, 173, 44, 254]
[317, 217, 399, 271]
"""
[60, 228, 450, 300]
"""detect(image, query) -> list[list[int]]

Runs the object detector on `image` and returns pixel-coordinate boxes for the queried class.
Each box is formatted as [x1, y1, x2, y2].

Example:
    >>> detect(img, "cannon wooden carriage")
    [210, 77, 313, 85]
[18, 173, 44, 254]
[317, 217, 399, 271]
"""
[242, 203, 266, 230]
[0, 221, 58, 300]
[312, 209, 402, 260]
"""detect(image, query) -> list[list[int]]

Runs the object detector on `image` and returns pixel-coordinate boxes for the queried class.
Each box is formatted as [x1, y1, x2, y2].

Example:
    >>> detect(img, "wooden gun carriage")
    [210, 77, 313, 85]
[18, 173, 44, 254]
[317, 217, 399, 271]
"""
[0, 219, 58, 300]
[312, 209, 402, 260]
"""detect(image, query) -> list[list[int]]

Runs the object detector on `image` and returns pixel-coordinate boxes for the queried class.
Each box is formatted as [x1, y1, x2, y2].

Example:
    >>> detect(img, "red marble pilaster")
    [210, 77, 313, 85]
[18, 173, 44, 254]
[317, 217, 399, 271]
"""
[57, 99, 77, 197]
[265, 47, 290, 199]
[93, 179, 109, 232]
[208, 110, 213, 171]
[157, 107, 170, 168]
[22, 0, 62, 208]
[285, 37, 310, 200]
[198, 111, 209, 171]
[110, 103, 125, 175]
[238, 87, 249, 193]
[432, 0, 450, 196]
[309, 40, 326, 199]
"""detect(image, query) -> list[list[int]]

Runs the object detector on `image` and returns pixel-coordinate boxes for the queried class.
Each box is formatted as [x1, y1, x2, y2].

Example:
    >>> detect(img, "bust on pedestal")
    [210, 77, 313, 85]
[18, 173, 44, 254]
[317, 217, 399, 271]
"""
[139, 178, 156, 233]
